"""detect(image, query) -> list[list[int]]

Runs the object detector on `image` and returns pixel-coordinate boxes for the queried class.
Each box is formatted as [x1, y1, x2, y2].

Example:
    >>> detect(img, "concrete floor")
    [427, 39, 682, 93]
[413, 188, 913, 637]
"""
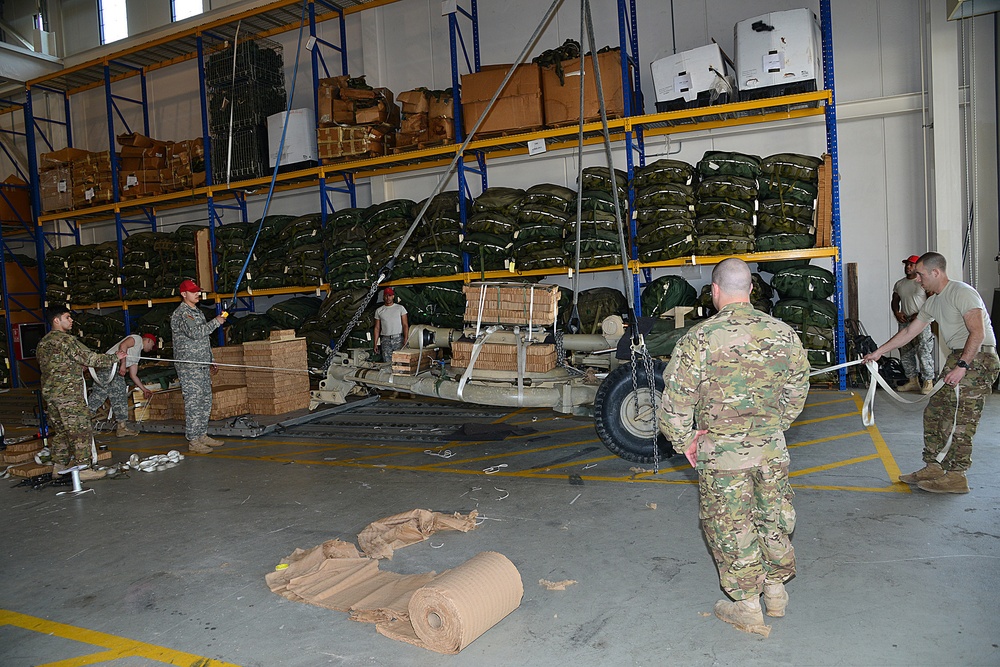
[2, 388, 998, 667]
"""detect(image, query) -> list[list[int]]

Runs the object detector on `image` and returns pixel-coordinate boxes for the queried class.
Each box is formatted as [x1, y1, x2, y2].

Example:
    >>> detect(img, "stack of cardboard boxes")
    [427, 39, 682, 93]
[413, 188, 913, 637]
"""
[242, 331, 312, 415]
[118, 133, 167, 200]
[316, 76, 401, 160]
[70, 150, 114, 208]
[394, 88, 456, 152]
[160, 139, 206, 193]
[38, 147, 88, 212]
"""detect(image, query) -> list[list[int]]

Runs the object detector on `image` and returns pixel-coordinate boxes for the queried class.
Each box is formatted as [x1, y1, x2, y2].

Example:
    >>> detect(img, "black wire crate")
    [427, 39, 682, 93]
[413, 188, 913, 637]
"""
[205, 37, 285, 88]
[208, 81, 288, 132]
[211, 125, 270, 184]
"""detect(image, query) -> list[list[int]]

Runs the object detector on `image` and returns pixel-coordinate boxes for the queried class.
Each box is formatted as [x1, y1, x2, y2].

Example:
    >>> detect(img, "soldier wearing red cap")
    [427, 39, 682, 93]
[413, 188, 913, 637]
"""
[88, 331, 158, 437]
[170, 279, 227, 453]
[891, 254, 935, 393]
[373, 287, 408, 363]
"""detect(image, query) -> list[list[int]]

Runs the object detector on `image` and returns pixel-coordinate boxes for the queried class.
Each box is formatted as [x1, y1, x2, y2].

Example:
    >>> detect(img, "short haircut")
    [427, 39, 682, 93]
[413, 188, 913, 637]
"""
[712, 258, 752, 295]
[48, 305, 71, 325]
[918, 251, 946, 272]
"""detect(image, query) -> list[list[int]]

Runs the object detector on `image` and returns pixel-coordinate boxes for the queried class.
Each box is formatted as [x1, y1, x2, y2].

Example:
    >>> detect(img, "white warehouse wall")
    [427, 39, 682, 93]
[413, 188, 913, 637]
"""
[14, 0, 999, 347]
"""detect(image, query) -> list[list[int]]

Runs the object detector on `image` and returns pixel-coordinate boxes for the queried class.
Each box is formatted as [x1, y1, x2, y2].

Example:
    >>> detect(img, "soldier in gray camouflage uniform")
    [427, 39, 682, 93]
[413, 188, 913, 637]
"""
[171, 279, 227, 453]
[37, 305, 127, 481]
[658, 258, 810, 633]
[865, 252, 999, 494]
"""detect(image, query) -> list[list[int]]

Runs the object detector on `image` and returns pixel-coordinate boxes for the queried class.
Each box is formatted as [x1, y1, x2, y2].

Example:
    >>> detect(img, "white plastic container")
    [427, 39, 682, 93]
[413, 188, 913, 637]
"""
[650, 43, 733, 111]
[734, 8, 822, 100]
[267, 108, 318, 168]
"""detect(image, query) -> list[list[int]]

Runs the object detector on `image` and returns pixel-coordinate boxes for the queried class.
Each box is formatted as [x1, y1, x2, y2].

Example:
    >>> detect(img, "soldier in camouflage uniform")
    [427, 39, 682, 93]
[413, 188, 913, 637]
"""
[865, 252, 999, 494]
[171, 279, 227, 453]
[892, 255, 935, 393]
[658, 258, 810, 633]
[37, 305, 127, 481]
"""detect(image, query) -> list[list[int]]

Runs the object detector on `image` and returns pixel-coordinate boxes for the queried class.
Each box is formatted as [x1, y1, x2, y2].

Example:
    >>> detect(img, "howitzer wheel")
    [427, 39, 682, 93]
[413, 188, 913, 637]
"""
[593, 360, 676, 463]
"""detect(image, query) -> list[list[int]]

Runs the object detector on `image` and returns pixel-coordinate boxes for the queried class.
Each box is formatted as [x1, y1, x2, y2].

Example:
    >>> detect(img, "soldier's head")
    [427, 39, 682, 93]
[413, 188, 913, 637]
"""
[141, 333, 158, 352]
[710, 258, 752, 309]
[178, 279, 202, 306]
[48, 305, 73, 333]
[382, 287, 395, 306]
[914, 252, 948, 295]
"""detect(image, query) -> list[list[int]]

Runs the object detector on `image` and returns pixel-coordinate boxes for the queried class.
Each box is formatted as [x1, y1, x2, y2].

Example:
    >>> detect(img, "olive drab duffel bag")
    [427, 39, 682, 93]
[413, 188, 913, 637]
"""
[640, 275, 698, 318]
[771, 265, 836, 300]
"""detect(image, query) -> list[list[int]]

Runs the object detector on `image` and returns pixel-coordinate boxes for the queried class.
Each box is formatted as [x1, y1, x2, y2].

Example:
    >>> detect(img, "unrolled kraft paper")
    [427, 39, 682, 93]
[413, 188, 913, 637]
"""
[377, 551, 524, 654]
[266, 510, 524, 654]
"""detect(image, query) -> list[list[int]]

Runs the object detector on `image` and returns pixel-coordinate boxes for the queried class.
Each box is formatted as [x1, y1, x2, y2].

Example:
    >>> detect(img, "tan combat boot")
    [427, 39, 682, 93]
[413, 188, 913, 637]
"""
[917, 470, 969, 494]
[896, 377, 920, 392]
[188, 437, 214, 454]
[78, 467, 107, 481]
[763, 583, 788, 618]
[201, 436, 224, 447]
[898, 461, 944, 484]
[919, 380, 933, 395]
[116, 422, 139, 437]
[714, 598, 766, 634]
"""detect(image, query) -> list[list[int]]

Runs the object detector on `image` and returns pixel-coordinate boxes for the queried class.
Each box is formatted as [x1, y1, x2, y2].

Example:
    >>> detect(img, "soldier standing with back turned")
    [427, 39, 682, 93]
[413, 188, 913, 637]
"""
[171, 279, 227, 454]
[658, 258, 810, 633]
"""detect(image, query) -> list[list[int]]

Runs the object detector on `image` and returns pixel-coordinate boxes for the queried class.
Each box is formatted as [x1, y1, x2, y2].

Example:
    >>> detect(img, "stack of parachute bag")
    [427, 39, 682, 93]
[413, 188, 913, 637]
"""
[633, 159, 697, 263]
[770, 263, 838, 383]
[510, 184, 569, 272]
[412, 192, 465, 279]
[277, 213, 324, 288]
[696, 271, 775, 316]
[569, 168, 624, 269]
[44, 242, 119, 306]
[215, 222, 253, 294]
[638, 274, 699, 356]
[71, 310, 125, 352]
[694, 151, 759, 256]
[461, 186, 522, 274]
[0, 313, 8, 388]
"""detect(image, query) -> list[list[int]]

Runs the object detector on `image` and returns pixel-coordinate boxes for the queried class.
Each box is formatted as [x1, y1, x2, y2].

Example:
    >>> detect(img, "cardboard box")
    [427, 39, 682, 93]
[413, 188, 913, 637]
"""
[397, 89, 431, 115]
[317, 126, 392, 160]
[0, 175, 32, 224]
[428, 92, 455, 120]
[9, 462, 52, 478]
[401, 113, 428, 134]
[541, 49, 625, 127]
[461, 63, 544, 137]
[450, 341, 556, 372]
[39, 146, 91, 166]
[39, 167, 73, 212]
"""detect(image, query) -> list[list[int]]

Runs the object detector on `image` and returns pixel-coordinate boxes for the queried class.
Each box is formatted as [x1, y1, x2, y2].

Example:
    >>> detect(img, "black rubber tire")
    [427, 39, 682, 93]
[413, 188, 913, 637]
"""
[594, 360, 676, 463]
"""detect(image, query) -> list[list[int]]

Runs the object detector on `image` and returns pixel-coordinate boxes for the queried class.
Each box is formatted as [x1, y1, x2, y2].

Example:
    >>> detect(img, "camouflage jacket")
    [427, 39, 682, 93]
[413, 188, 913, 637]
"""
[170, 302, 220, 364]
[658, 302, 810, 471]
[37, 330, 115, 400]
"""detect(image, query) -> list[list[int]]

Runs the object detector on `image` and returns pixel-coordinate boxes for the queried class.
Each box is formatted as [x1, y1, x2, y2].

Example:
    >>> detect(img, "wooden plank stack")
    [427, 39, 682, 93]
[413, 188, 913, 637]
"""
[242, 331, 311, 415]
[138, 386, 249, 421]
[450, 341, 557, 372]
[2, 439, 44, 466]
[816, 153, 833, 248]
[463, 282, 560, 326]
[213, 345, 246, 386]
[391, 348, 442, 375]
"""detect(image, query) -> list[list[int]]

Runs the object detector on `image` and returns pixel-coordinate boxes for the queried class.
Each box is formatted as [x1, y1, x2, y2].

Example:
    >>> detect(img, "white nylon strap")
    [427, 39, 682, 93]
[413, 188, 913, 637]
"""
[457, 325, 498, 401]
[515, 326, 525, 408]
[88, 357, 119, 386]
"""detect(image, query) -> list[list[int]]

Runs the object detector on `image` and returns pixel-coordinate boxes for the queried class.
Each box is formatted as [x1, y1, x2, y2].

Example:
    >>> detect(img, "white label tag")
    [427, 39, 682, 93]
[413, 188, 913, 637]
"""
[127, 175, 138, 187]
[305, 36, 317, 51]
[147, 300, 152, 307]
[763, 52, 783, 73]
[85, 187, 95, 200]
[527, 138, 547, 156]
[441, 0, 457, 15]
[58, 180, 67, 193]
[673, 73, 692, 93]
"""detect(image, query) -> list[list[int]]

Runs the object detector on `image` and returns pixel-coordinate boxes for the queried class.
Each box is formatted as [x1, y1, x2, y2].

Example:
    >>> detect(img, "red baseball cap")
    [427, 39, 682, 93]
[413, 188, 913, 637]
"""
[902, 255, 920, 264]
[383, 287, 394, 296]
[141, 333, 158, 343]
[178, 279, 201, 293]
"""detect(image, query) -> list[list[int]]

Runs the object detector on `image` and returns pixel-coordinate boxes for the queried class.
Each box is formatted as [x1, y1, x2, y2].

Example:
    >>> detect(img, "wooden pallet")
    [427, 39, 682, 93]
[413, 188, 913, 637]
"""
[391, 348, 442, 375]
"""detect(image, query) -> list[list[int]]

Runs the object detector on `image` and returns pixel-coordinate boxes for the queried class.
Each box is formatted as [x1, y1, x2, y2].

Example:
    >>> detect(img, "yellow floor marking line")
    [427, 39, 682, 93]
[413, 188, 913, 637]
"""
[800, 395, 859, 409]
[492, 406, 532, 423]
[530, 453, 622, 471]
[788, 430, 870, 449]
[853, 393, 905, 483]
[420, 437, 602, 468]
[0, 609, 241, 667]
[790, 410, 860, 427]
[790, 453, 880, 476]
[792, 483, 909, 493]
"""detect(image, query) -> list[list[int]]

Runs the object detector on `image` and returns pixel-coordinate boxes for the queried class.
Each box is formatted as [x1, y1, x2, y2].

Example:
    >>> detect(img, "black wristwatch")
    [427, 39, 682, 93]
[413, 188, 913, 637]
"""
[956, 359, 970, 370]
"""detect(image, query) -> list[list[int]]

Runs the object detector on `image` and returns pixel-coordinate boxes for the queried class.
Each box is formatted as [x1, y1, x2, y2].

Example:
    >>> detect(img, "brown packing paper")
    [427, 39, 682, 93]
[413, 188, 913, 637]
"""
[358, 509, 478, 560]
[377, 551, 524, 655]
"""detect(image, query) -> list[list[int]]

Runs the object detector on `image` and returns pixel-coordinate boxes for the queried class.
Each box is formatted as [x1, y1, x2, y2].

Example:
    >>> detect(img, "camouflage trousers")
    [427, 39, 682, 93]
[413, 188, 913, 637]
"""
[44, 395, 96, 466]
[380, 334, 404, 363]
[898, 323, 935, 382]
[698, 461, 796, 600]
[87, 373, 129, 422]
[176, 363, 213, 442]
[922, 348, 1000, 471]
